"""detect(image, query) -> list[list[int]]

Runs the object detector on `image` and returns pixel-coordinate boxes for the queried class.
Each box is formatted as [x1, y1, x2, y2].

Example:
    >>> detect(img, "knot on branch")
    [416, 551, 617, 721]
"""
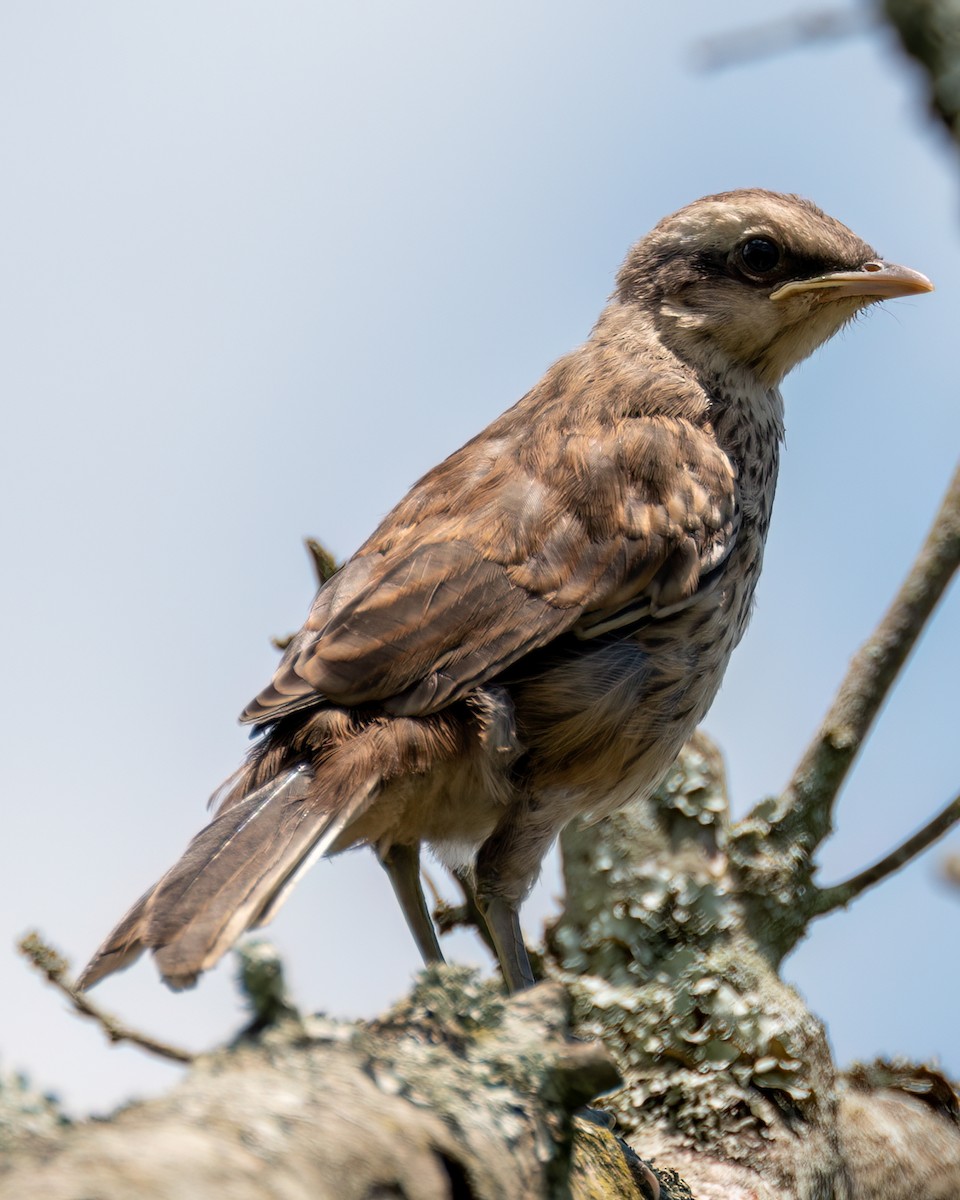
[235, 941, 301, 1036]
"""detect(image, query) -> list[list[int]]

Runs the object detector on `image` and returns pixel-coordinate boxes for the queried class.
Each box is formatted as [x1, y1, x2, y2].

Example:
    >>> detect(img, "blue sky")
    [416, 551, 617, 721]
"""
[2, 1, 957, 1113]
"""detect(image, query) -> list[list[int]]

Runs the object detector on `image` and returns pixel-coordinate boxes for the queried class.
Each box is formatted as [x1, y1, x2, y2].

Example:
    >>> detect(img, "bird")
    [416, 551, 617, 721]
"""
[78, 190, 932, 994]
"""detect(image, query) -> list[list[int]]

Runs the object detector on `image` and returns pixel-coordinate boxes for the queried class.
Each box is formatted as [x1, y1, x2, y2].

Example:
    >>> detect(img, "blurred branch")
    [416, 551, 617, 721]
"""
[304, 536, 340, 586]
[425, 864, 499, 958]
[234, 941, 301, 1036]
[763, 460, 960, 850]
[18, 931, 194, 1065]
[808, 790, 960, 916]
[271, 536, 340, 650]
[694, 6, 877, 71]
[884, 0, 960, 143]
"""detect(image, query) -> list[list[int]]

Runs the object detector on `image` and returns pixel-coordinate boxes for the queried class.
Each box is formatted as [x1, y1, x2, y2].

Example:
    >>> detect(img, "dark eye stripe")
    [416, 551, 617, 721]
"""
[691, 247, 861, 288]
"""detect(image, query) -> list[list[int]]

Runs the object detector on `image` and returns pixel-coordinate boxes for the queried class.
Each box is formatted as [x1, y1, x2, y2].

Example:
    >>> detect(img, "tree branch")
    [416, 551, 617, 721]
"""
[885, 0, 960, 144]
[763, 459, 960, 850]
[1, 969, 652, 1200]
[271, 537, 340, 649]
[693, 7, 877, 72]
[18, 932, 194, 1065]
[807, 790, 960, 917]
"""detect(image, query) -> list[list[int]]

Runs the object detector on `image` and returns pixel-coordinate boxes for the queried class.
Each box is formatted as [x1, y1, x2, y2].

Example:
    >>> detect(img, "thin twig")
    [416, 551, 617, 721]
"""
[18, 932, 194, 1064]
[420, 864, 446, 909]
[422, 865, 483, 942]
[304, 536, 340, 586]
[808, 792, 960, 917]
[424, 866, 499, 958]
[693, 7, 877, 72]
[271, 537, 341, 650]
[765, 460, 960, 850]
[432, 899, 473, 936]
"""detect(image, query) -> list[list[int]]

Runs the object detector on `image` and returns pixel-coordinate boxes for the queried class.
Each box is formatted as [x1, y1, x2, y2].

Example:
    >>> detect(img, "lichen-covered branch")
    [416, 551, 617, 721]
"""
[9, 736, 960, 1199]
[762, 459, 960, 854]
[17, 932, 194, 1065]
[549, 736, 960, 1198]
[0, 968, 660, 1200]
[551, 736, 845, 1198]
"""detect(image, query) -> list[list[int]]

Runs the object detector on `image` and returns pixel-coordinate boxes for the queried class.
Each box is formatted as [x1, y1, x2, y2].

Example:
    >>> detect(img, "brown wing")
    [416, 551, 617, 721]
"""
[242, 386, 737, 723]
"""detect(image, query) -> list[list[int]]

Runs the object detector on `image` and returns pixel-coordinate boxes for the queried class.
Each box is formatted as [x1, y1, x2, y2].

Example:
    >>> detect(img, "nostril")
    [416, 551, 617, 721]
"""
[864, 261, 883, 272]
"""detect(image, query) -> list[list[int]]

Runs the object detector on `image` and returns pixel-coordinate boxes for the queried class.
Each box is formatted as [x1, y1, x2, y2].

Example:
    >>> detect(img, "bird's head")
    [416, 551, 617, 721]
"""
[615, 189, 932, 388]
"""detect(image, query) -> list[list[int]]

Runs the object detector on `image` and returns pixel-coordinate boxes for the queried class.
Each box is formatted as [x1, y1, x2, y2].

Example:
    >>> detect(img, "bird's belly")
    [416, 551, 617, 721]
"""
[346, 743, 514, 869]
[514, 602, 740, 815]
[349, 584, 751, 866]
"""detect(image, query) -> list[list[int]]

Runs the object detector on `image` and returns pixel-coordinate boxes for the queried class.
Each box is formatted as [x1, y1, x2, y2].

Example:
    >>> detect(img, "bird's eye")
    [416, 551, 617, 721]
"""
[737, 237, 781, 277]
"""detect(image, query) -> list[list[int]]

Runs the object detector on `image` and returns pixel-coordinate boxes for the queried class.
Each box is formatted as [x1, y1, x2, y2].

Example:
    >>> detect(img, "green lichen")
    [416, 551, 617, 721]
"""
[550, 736, 837, 1155]
[0, 1064, 69, 1154]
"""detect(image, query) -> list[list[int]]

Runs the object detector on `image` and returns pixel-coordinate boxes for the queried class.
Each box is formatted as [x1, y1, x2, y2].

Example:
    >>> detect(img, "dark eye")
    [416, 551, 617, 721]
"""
[738, 237, 781, 276]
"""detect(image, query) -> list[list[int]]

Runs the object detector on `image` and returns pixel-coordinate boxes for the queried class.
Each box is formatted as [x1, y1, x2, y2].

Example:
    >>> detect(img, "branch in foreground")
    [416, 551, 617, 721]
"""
[807, 791, 960, 918]
[234, 941, 302, 1035]
[0, 969, 655, 1200]
[9, 740, 960, 1197]
[764, 460, 960, 850]
[17, 932, 194, 1065]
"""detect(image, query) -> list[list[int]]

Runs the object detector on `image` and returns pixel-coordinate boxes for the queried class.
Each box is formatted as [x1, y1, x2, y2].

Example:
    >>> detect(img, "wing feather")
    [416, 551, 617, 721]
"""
[242, 383, 737, 725]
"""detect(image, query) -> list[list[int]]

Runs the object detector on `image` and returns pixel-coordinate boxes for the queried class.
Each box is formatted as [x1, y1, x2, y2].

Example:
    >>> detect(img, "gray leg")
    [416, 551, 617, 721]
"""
[479, 895, 535, 992]
[473, 796, 544, 991]
[452, 867, 498, 958]
[379, 842, 444, 967]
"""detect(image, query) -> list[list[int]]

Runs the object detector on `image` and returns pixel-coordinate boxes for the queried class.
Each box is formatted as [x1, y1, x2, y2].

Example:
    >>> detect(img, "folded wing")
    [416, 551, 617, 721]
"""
[243, 400, 738, 724]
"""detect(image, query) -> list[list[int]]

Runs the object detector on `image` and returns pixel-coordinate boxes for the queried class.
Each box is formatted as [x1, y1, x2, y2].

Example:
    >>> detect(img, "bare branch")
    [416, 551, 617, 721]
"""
[420, 863, 446, 909]
[271, 536, 341, 649]
[235, 941, 301, 1035]
[18, 931, 194, 1064]
[808, 791, 960, 917]
[765, 460, 960, 849]
[304, 536, 340, 586]
[693, 7, 877, 72]
[426, 865, 500, 959]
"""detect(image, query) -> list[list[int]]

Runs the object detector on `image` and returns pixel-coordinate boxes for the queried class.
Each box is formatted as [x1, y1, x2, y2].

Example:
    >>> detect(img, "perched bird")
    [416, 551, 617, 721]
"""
[78, 190, 931, 993]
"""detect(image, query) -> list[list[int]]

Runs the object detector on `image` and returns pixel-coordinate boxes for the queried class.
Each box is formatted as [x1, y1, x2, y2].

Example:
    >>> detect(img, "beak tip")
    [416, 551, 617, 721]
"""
[771, 262, 935, 303]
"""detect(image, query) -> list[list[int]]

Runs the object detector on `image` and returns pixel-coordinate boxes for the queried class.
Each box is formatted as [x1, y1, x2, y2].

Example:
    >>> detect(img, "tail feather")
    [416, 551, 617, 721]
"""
[77, 765, 378, 991]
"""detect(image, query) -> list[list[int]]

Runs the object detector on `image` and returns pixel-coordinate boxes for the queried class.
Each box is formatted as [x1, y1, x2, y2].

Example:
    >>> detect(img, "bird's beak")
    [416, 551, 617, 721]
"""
[771, 261, 934, 302]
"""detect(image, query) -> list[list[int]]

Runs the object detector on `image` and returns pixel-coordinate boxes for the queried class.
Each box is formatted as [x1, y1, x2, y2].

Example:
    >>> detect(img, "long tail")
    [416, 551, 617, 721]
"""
[77, 764, 378, 991]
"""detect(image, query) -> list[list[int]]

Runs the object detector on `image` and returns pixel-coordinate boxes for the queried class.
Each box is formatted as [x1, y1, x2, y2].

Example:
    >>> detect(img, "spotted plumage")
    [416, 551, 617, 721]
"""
[79, 190, 931, 992]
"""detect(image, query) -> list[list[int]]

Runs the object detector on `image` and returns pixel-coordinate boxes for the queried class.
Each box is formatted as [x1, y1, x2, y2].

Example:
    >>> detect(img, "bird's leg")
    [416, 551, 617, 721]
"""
[474, 794, 559, 991]
[451, 867, 498, 957]
[449, 869, 532, 988]
[378, 842, 444, 967]
[478, 895, 535, 992]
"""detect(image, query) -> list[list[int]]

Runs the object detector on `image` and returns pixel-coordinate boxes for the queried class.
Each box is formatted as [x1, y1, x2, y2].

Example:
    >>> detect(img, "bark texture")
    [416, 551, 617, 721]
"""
[5, 739, 959, 1199]
[0, 972, 653, 1200]
[553, 739, 960, 1198]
